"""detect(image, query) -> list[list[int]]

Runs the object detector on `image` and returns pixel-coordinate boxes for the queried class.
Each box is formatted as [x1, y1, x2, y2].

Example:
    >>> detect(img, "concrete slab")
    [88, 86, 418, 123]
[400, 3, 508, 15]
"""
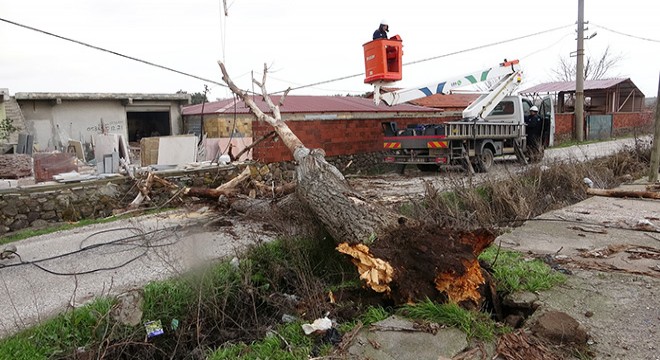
[347, 315, 468, 360]
[157, 135, 197, 165]
[496, 184, 660, 359]
[497, 188, 660, 276]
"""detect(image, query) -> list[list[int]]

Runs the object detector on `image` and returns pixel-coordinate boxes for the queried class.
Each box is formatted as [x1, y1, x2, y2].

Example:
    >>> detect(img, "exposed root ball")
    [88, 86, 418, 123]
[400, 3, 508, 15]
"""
[365, 226, 496, 304]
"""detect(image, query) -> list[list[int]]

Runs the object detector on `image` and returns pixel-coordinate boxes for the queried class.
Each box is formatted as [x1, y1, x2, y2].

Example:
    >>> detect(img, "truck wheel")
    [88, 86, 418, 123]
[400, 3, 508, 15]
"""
[417, 164, 439, 172]
[475, 148, 494, 173]
[395, 164, 407, 175]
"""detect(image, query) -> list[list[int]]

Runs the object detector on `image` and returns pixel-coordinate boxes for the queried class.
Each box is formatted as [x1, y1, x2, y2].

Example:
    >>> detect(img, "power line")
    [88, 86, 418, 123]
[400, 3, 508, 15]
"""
[0, 17, 228, 88]
[2, 16, 572, 98]
[591, 23, 660, 43]
[275, 23, 574, 94]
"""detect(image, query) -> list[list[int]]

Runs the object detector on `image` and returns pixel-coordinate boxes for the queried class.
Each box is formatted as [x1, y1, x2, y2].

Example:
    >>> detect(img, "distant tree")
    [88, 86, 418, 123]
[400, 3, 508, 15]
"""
[176, 90, 208, 105]
[551, 46, 623, 82]
[190, 92, 208, 105]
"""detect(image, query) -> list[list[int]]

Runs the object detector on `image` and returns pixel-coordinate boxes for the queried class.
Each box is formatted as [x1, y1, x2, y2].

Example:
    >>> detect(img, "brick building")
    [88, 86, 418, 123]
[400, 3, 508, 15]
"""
[182, 95, 458, 163]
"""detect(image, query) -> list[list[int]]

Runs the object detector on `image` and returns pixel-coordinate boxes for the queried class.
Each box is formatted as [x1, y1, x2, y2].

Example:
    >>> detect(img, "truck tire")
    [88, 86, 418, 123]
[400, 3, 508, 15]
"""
[417, 164, 439, 172]
[475, 148, 494, 173]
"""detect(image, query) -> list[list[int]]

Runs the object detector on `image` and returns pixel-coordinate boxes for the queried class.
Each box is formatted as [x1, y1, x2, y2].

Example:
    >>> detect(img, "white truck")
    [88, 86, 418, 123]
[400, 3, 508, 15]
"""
[377, 60, 554, 173]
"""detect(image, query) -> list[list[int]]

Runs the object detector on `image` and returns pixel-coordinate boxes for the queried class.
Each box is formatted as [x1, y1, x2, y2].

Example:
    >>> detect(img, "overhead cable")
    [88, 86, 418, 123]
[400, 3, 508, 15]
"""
[591, 23, 660, 43]
[276, 23, 574, 94]
[0, 17, 228, 88]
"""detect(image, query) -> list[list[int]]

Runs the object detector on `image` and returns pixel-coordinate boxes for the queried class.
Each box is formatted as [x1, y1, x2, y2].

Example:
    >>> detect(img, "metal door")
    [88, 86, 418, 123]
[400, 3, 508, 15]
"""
[587, 115, 613, 140]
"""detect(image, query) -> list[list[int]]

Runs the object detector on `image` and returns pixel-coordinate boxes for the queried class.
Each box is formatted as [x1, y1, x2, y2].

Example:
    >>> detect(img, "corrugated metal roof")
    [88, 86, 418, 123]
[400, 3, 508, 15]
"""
[182, 95, 439, 115]
[521, 78, 630, 94]
[409, 93, 480, 109]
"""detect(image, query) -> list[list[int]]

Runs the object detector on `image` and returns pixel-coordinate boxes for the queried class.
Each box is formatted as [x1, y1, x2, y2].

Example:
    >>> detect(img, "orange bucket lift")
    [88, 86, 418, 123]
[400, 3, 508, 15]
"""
[363, 35, 403, 84]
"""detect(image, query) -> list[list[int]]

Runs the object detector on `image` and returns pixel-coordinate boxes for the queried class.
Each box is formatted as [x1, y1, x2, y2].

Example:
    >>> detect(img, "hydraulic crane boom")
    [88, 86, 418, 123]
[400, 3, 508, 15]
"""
[378, 60, 522, 120]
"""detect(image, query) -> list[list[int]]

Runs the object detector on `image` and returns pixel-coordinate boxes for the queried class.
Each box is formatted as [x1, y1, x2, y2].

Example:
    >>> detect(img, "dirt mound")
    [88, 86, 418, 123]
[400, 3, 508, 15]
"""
[369, 226, 495, 304]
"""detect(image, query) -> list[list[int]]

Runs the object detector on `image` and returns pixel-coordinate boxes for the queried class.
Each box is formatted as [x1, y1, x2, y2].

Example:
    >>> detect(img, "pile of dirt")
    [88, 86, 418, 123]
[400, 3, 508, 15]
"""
[369, 225, 495, 304]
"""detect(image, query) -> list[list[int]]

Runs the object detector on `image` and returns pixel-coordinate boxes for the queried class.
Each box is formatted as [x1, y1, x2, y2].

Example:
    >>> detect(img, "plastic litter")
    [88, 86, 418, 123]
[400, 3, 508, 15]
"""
[302, 316, 332, 335]
[281, 314, 297, 323]
[144, 320, 164, 338]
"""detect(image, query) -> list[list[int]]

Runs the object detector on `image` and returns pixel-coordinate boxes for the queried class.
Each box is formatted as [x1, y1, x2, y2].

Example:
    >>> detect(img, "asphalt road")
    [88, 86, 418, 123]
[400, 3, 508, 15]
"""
[0, 209, 276, 338]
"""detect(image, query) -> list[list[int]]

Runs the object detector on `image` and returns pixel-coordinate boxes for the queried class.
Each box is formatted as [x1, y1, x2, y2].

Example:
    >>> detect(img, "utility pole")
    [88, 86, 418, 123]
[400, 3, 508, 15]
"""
[649, 73, 660, 183]
[575, 0, 585, 141]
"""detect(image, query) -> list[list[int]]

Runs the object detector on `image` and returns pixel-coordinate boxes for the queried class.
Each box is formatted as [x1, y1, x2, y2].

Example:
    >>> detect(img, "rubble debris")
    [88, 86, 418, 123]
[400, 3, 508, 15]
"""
[110, 289, 144, 326]
[0, 154, 32, 178]
[529, 310, 588, 345]
[497, 329, 562, 360]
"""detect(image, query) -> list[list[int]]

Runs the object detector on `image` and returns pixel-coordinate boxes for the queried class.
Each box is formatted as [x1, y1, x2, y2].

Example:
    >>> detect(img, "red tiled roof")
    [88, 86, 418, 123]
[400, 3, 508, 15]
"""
[408, 93, 480, 109]
[521, 78, 631, 94]
[182, 95, 438, 115]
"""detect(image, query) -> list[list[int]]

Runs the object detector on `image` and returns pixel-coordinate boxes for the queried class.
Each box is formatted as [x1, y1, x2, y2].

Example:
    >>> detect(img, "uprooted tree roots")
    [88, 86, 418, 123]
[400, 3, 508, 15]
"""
[338, 226, 497, 305]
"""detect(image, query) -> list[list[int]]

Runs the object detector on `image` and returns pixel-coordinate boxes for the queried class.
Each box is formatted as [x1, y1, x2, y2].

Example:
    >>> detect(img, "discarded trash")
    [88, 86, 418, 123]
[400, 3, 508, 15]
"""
[171, 319, 179, 331]
[302, 316, 332, 335]
[583, 177, 594, 188]
[322, 327, 343, 345]
[635, 219, 658, 232]
[144, 320, 164, 338]
[230, 257, 240, 269]
[281, 314, 297, 323]
[218, 154, 231, 165]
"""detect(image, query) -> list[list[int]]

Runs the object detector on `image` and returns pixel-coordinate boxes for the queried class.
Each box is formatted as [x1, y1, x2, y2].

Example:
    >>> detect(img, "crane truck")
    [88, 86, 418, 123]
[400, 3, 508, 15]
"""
[362, 39, 553, 173]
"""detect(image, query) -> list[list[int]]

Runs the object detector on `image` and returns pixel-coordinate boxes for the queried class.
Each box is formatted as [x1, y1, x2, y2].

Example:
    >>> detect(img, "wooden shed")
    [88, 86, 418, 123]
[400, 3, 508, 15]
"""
[522, 78, 645, 114]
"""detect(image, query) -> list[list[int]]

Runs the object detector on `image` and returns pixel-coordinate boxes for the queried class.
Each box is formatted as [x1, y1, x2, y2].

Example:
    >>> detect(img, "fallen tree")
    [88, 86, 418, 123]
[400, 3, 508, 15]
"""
[215, 62, 496, 305]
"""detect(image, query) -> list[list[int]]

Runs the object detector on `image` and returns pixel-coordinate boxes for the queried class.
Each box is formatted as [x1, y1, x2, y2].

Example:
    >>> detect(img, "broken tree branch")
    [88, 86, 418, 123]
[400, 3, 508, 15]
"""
[231, 130, 276, 161]
[587, 188, 660, 199]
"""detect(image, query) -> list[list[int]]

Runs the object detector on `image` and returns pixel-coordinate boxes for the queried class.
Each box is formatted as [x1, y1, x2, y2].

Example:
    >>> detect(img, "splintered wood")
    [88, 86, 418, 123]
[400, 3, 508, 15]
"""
[434, 259, 485, 304]
[336, 243, 394, 293]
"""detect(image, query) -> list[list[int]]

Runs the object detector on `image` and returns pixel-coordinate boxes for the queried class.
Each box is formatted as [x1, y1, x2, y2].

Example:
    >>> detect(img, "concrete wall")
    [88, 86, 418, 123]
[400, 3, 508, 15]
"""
[18, 99, 184, 151]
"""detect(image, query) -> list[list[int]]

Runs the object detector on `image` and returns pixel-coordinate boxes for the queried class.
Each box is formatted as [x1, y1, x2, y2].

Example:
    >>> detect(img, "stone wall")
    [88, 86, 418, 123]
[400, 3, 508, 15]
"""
[0, 165, 244, 235]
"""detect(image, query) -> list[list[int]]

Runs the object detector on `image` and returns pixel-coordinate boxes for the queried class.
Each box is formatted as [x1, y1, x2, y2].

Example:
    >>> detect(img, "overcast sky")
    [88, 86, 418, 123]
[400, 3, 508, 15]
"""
[1, 0, 659, 101]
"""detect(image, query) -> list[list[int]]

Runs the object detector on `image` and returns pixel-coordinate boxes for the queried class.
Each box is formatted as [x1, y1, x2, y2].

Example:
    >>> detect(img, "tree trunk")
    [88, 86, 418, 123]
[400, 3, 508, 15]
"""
[217, 62, 495, 305]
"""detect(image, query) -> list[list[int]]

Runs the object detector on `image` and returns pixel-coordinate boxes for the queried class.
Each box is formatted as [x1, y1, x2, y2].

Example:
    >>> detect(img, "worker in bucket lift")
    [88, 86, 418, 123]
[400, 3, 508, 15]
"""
[373, 19, 389, 40]
[525, 105, 544, 161]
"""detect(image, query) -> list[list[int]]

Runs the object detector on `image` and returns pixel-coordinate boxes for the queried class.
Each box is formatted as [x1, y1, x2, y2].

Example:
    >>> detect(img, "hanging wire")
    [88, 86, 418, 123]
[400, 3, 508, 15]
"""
[591, 23, 660, 43]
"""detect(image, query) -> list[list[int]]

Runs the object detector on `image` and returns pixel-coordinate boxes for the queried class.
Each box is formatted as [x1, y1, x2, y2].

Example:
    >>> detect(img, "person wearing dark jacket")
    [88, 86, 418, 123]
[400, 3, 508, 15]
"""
[373, 19, 389, 40]
[525, 105, 544, 161]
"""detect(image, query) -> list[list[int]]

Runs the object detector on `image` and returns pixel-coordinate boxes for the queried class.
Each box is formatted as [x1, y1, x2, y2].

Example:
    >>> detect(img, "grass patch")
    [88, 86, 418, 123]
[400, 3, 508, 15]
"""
[360, 306, 391, 326]
[208, 321, 324, 360]
[399, 299, 503, 341]
[479, 246, 566, 293]
[0, 207, 174, 245]
[0, 298, 114, 360]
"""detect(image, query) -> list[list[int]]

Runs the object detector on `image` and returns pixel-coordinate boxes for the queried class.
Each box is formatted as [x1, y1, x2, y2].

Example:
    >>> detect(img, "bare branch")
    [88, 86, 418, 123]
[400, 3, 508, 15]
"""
[279, 87, 291, 107]
[551, 46, 623, 82]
